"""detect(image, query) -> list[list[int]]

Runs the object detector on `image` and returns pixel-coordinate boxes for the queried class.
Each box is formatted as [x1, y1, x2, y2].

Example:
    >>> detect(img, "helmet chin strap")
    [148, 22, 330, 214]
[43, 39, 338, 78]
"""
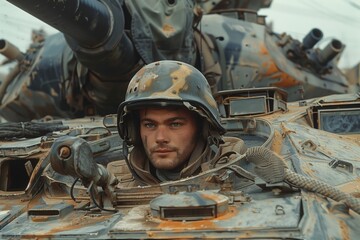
[202, 120, 223, 157]
[122, 138, 147, 185]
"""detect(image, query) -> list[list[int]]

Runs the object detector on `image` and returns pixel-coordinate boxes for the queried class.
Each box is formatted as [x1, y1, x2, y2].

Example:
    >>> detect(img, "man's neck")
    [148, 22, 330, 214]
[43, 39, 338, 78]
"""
[155, 168, 181, 182]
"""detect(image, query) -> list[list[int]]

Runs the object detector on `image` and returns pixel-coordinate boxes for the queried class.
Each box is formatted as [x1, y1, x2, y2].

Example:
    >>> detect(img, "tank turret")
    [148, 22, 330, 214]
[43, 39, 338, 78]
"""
[2, 0, 359, 120]
[0, 39, 24, 63]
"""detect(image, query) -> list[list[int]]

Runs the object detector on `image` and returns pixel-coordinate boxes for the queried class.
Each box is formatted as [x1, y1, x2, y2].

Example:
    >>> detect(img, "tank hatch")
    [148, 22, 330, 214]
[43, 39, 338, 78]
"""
[28, 203, 73, 221]
[150, 191, 229, 221]
[215, 87, 288, 117]
[307, 94, 360, 134]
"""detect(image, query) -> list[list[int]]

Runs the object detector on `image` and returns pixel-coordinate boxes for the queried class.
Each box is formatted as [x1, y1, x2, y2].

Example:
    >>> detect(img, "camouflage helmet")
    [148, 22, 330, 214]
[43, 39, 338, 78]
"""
[117, 60, 225, 145]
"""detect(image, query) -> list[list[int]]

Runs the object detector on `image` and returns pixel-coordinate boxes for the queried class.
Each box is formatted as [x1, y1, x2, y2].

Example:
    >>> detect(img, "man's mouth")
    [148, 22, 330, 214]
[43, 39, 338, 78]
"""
[153, 148, 173, 153]
[151, 146, 176, 154]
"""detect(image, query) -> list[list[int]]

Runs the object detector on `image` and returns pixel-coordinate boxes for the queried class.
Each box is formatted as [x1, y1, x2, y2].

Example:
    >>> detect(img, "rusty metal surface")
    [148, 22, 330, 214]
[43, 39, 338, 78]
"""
[0, 0, 360, 239]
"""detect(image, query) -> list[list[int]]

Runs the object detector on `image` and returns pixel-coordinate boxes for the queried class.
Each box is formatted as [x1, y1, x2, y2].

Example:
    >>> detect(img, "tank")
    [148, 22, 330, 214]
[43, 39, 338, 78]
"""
[0, 1, 360, 239]
[0, 0, 359, 122]
[0, 87, 360, 239]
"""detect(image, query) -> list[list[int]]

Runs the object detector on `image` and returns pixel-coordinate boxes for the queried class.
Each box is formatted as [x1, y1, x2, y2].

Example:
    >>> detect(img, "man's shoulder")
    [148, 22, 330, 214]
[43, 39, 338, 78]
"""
[107, 160, 138, 187]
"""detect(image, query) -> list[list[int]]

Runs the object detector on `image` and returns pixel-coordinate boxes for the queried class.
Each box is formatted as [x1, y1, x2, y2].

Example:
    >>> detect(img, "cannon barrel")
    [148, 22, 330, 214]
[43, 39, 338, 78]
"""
[7, 0, 140, 79]
[7, 0, 111, 48]
[0, 39, 24, 62]
[318, 39, 343, 65]
[302, 28, 323, 50]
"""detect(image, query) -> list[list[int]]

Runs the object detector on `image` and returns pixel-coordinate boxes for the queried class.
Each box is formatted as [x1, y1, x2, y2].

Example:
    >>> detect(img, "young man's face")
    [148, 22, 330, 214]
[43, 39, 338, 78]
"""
[139, 107, 199, 171]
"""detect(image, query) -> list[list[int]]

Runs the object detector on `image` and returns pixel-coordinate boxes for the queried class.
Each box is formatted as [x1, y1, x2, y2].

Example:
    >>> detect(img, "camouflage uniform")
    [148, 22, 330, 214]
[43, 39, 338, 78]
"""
[113, 60, 245, 186]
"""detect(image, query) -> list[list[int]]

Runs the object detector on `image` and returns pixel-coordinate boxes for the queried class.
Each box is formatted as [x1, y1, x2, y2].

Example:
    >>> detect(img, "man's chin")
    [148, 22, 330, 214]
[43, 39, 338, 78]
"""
[151, 159, 178, 171]
[153, 163, 176, 170]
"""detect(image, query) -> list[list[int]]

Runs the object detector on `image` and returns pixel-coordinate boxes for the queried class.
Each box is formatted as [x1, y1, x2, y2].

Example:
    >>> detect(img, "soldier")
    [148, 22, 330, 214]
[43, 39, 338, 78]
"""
[114, 60, 246, 186]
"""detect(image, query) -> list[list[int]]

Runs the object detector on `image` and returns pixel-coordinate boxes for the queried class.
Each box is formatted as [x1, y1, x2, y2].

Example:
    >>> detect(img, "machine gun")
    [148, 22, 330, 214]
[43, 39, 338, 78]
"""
[279, 28, 344, 74]
[2, 0, 358, 122]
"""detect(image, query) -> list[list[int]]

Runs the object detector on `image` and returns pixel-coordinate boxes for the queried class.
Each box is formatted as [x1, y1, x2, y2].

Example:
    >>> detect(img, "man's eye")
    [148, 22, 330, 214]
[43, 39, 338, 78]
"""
[170, 122, 183, 128]
[144, 122, 156, 128]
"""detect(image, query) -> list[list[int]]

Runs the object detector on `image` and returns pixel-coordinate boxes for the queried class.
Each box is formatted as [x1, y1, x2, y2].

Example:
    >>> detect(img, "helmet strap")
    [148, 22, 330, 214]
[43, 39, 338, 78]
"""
[122, 140, 147, 185]
[204, 121, 223, 158]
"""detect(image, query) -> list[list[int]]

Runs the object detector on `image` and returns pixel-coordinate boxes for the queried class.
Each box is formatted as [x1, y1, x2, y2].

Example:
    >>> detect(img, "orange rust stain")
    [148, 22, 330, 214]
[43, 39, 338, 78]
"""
[273, 72, 301, 88]
[261, 60, 300, 88]
[157, 206, 238, 231]
[280, 123, 297, 138]
[271, 130, 283, 154]
[338, 178, 360, 195]
[45, 214, 112, 235]
[162, 23, 175, 37]
[31, 216, 50, 222]
[258, 43, 269, 55]
[339, 220, 350, 240]
[262, 60, 278, 76]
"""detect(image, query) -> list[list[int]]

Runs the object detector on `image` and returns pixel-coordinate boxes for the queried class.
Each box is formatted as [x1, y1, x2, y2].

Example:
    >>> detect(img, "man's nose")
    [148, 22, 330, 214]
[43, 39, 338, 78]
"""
[155, 126, 169, 143]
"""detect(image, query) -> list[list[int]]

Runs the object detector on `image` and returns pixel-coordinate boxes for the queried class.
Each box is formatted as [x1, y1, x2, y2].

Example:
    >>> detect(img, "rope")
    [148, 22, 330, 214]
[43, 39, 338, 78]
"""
[285, 169, 360, 215]
[0, 121, 69, 139]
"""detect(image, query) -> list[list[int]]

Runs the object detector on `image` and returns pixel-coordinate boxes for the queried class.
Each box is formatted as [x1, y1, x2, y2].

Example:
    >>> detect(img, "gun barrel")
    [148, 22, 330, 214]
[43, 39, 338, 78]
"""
[7, 0, 111, 48]
[318, 39, 343, 64]
[302, 28, 323, 50]
[7, 0, 139, 81]
[0, 39, 24, 62]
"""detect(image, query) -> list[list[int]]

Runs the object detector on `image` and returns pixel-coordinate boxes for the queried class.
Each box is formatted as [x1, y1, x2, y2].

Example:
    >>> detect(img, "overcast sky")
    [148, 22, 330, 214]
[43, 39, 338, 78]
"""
[1, 0, 359, 74]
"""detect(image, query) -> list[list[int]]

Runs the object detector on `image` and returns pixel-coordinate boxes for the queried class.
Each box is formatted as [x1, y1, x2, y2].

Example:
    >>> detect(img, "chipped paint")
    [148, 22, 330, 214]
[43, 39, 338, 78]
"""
[203, 88, 218, 109]
[338, 178, 360, 195]
[150, 64, 191, 99]
[162, 23, 175, 37]
[339, 220, 350, 240]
